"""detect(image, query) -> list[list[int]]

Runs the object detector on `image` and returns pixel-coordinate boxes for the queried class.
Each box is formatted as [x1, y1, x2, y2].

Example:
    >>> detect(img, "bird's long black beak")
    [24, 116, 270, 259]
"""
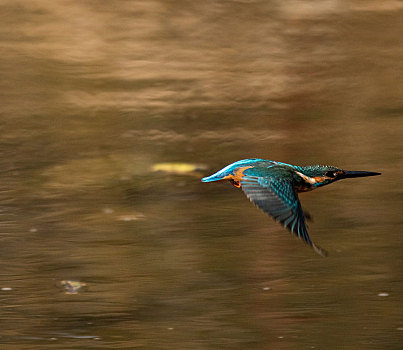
[342, 170, 381, 179]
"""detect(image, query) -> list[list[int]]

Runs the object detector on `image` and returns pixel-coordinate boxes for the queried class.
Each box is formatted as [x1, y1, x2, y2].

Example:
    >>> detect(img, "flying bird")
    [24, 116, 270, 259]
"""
[201, 159, 381, 256]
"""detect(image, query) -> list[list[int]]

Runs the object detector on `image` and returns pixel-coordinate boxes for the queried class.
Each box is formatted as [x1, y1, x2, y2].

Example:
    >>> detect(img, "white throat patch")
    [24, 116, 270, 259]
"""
[295, 171, 317, 184]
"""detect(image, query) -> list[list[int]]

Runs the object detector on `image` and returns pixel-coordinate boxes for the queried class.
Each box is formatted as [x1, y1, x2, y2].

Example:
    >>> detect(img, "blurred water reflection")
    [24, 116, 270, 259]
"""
[0, 0, 402, 349]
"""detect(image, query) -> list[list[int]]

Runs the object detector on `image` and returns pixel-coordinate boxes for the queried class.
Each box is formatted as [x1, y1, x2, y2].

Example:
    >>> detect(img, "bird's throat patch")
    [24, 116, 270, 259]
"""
[295, 171, 317, 184]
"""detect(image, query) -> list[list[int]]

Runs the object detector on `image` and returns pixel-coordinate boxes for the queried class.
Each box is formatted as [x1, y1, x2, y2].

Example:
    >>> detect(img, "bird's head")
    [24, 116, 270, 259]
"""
[298, 165, 381, 188]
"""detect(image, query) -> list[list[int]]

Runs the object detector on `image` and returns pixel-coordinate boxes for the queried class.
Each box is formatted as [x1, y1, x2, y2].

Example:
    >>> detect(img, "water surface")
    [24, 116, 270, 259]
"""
[0, 1, 402, 349]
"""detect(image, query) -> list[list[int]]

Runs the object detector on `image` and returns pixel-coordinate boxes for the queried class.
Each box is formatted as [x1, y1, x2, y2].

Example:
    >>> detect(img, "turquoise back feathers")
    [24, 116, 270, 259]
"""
[202, 158, 381, 256]
[201, 159, 293, 183]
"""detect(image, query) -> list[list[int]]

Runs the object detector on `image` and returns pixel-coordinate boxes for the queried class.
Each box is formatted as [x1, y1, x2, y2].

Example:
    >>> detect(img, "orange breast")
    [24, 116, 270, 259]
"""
[223, 166, 252, 188]
[233, 166, 253, 181]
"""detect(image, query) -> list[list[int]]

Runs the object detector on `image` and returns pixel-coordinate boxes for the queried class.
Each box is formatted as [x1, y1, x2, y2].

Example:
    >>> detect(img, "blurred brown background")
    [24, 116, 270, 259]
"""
[0, 1, 402, 349]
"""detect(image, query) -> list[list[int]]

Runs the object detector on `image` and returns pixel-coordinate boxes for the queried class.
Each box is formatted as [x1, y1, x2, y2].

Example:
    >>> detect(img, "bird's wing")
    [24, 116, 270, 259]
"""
[240, 174, 327, 256]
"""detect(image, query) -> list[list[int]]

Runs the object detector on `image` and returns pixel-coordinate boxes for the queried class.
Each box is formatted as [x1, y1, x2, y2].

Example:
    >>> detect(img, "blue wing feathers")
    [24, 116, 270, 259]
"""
[240, 175, 326, 256]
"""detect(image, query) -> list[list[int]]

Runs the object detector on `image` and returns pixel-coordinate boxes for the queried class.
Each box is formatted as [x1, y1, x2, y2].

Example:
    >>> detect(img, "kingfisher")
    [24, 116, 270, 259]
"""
[201, 159, 381, 256]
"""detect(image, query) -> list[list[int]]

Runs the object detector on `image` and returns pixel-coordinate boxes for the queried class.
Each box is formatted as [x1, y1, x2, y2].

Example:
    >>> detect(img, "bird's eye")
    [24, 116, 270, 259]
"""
[325, 171, 336, 177]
